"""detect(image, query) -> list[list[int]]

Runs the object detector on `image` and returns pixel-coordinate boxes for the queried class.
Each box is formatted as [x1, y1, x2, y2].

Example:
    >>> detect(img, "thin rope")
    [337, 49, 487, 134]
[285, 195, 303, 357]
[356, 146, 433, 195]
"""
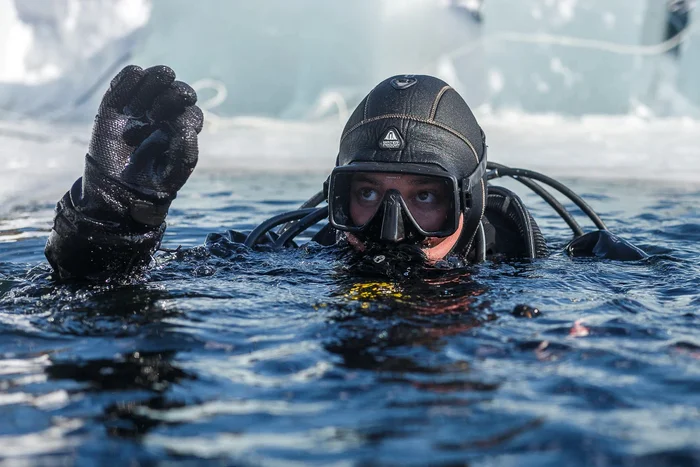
[438, 23, 698, 67]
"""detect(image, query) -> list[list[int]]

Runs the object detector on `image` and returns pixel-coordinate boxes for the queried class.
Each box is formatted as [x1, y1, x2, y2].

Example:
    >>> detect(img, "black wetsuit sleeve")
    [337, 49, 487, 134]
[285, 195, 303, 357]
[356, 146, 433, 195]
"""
[44, 182, 166, 281]
[565, 230, 647, 261]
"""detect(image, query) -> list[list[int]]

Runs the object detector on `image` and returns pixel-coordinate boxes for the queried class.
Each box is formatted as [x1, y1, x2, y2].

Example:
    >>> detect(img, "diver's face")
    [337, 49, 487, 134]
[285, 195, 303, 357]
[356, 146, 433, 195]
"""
[349, 173, 451, 231]
[346, 172, 463, 261]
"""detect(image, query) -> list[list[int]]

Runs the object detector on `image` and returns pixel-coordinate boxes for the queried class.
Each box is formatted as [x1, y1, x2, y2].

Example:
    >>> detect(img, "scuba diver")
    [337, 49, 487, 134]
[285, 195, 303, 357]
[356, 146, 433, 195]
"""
[44, 65, 646, 281]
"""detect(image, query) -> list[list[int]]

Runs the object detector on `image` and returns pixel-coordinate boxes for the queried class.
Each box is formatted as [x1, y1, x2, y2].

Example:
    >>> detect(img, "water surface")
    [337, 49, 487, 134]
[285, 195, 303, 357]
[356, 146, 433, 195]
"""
[0, 172, 698, 466]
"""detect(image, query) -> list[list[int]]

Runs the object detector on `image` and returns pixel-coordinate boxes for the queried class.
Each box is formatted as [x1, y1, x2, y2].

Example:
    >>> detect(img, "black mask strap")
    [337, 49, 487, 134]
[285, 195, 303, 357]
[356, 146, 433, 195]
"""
[451, 132, 488, 258]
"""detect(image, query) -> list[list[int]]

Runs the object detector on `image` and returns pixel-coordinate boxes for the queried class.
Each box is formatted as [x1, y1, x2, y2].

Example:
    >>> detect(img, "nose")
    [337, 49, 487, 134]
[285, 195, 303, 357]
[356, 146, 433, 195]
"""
[379, 190, 406, 242]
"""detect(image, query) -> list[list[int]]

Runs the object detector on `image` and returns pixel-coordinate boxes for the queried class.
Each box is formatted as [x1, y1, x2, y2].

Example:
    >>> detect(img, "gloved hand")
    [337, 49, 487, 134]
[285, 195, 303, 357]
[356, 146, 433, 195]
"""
[76, 65, 203, 228]
[565, 230, 647, 261]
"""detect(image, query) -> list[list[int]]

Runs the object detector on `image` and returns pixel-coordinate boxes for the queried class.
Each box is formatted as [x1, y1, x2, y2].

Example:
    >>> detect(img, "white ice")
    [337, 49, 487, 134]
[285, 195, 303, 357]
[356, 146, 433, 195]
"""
[0, 0, 698, 213]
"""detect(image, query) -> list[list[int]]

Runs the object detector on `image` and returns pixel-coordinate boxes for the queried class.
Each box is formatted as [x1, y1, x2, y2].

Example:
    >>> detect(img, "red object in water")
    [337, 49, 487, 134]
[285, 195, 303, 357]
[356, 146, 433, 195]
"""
[569, 319, 590, 337]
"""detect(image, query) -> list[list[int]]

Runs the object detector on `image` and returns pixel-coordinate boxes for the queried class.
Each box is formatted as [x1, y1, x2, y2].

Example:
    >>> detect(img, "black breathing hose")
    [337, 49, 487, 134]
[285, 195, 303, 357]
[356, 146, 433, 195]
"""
[487, 164, 584, 237]
[487, 162, 607, 232]
[246, 163, 604, 251]
[277, 190, 326, 236]
[273, 206, 329, 249]
[244, 208, 319, 248]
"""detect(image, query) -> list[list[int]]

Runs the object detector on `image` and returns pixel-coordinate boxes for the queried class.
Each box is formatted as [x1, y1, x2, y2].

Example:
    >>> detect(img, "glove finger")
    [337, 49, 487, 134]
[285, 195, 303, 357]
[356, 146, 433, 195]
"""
[124, 125, 198, 194]
[171, 105, 204, 135]
[159, 127, 199, 192]
[121, 129, 170, 187]
[151, 81, 198, 122]
[122, 118, 157, 147]
[99, 65, 144, 111]
[126, 65, 176, 117]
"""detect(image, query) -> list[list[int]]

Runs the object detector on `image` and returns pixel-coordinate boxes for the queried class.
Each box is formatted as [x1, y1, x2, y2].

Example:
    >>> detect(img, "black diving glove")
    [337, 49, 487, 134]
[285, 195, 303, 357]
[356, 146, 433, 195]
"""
[565, 230, 648, 261]
[45, 65, 203, 280]
[76, 64, 203, 227]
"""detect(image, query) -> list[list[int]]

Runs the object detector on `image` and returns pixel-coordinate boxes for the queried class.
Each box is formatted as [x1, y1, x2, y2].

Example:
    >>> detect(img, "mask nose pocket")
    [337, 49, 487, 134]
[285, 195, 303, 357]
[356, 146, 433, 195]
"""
[380, 190, 406, 242]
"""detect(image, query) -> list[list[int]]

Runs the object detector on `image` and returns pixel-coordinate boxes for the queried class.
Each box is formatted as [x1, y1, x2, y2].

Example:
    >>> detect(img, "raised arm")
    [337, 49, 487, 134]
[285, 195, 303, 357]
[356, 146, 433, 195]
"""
[45, 65, 203, 280]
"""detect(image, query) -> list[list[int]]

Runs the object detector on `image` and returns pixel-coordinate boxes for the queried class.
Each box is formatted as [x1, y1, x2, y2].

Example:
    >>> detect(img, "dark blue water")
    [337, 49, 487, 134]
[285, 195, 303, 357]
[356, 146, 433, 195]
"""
[1, 172, 698, 466]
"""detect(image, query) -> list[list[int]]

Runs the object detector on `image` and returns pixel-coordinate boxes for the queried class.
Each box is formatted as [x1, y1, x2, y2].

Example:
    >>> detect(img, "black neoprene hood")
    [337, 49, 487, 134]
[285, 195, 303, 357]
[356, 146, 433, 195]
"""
[336, 74, 485, 180]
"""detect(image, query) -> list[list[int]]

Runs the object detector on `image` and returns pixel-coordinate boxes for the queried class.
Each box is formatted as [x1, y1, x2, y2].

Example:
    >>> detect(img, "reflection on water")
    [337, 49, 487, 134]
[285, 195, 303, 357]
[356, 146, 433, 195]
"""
[0, 174, 699, 465]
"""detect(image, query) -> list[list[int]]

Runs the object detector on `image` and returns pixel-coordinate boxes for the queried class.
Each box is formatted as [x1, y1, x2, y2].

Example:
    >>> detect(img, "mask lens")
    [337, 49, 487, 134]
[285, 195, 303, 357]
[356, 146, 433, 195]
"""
[329, 169, 459, 237]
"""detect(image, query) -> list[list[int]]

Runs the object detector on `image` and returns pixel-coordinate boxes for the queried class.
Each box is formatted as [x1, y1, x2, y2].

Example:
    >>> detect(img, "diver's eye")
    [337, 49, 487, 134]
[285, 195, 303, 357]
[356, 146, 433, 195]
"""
[416, 191, 437, 203]
[358, 188, 379, 202]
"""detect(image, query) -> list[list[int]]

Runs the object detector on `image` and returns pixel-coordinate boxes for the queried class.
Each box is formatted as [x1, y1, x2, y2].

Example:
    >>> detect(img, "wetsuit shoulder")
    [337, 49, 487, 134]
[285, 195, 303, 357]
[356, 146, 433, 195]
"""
[311, 224, 338, 246]
[481, 185, 548, 259]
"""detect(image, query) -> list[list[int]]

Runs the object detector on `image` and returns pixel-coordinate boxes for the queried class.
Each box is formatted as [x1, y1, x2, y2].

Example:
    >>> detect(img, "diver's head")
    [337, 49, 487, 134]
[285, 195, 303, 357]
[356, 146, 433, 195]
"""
[326, 74, 487, 261]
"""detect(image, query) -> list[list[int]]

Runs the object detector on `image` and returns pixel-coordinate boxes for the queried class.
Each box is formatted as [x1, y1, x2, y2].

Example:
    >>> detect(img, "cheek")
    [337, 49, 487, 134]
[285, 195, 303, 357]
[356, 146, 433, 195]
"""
[350, 199, 373, 226]
[413, 206, 449, 231]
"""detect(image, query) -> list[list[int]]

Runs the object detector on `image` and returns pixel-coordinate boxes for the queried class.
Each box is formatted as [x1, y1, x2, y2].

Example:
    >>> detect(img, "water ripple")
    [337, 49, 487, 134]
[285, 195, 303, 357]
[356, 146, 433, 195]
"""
[0, 175, 698, 465]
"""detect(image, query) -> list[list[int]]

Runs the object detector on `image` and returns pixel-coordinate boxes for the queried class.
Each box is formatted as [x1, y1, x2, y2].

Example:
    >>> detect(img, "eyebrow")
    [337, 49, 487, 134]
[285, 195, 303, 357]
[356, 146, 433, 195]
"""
[351, 174, 381, 185]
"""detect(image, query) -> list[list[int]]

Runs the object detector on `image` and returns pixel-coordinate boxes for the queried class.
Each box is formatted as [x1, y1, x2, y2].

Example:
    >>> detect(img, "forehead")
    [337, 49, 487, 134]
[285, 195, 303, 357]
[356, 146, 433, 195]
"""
[351, 172, 445, 186]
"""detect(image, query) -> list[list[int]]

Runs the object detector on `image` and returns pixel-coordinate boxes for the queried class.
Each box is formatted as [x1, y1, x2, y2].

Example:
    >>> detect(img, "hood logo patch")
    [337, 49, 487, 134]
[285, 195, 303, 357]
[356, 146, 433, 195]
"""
[378, 127, 404, 150]
[391, 76, 417, 90]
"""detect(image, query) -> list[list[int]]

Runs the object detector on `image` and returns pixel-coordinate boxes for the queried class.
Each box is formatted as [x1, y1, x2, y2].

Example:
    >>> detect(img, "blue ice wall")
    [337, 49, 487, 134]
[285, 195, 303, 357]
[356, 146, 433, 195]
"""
[0, 0, 696, 120]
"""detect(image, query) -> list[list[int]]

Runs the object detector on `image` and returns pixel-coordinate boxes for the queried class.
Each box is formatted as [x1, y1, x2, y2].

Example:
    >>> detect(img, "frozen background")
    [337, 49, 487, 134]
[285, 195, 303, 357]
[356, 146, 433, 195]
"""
[1, 2, 699, 465]
[0, 0, 699, 211]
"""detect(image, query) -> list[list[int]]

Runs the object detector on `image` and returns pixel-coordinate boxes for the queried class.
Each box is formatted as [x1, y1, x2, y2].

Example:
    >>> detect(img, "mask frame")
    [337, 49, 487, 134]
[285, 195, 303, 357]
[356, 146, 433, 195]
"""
[326, 162, 462, 239]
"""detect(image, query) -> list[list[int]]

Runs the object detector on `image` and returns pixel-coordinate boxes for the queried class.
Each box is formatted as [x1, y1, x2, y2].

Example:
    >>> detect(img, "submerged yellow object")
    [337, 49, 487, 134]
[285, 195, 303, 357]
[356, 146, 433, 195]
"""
[344, 281, 405, 301]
